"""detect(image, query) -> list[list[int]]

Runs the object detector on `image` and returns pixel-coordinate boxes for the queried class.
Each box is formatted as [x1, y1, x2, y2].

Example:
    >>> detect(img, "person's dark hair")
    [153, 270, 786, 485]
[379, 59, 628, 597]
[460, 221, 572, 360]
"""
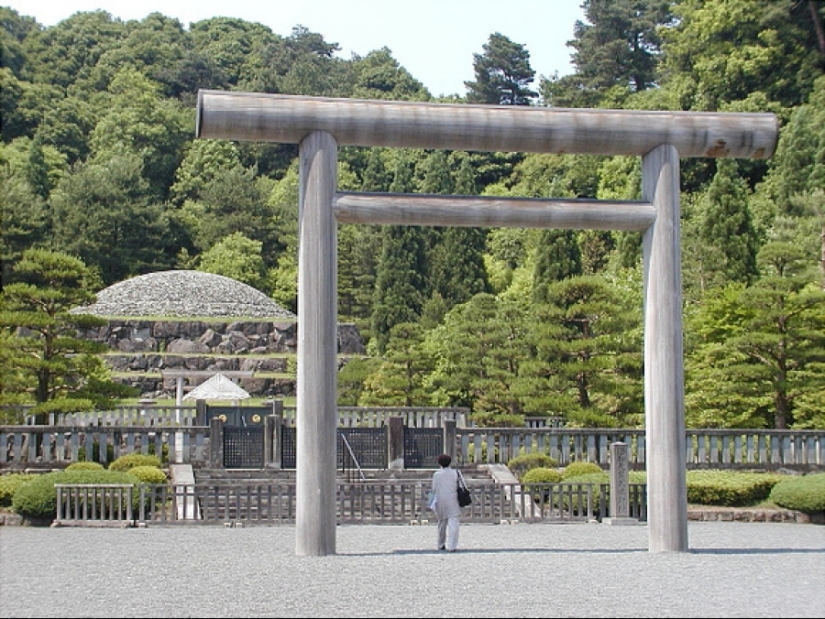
[437, 454, 451, 468]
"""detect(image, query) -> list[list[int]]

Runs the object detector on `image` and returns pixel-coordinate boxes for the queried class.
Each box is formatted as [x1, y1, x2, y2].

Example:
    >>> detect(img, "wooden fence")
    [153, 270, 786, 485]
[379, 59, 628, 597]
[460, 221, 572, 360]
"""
[457, 427, 825, 471]
[23, 405, 469, 429]
[3, 423, 823, 471]
[54, 480, 641, 527]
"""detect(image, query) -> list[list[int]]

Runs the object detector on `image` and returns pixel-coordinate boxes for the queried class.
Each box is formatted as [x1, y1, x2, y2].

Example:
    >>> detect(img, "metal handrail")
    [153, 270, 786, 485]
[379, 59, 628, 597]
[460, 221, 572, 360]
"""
[339, 432, 367, 481]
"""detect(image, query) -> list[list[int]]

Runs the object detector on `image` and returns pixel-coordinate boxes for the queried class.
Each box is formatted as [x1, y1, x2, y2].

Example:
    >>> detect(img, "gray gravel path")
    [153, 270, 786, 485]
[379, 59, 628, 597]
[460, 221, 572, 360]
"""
[1, 521, 823, 618]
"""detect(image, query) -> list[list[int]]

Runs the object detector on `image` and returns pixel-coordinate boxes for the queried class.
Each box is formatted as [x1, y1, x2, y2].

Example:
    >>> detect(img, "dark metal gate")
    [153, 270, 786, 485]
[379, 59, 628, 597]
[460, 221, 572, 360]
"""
[338, 428, 386, 468]
[403, 427, 443, 468]
[280, 427, 388, 469]
[206, 406, 268, 469]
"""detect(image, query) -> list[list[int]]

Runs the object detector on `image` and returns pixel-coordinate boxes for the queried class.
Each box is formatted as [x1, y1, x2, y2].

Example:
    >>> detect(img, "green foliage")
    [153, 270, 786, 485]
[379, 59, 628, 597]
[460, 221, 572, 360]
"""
[337, 357, 383, 406]
[65, 461, 105, 471]
[506, 453, 559, 481]
[562, 462, 604, 479]
[465, 32, 537, 105]
[628, 471, 647, 484]
[49, 151, 176, 285]
[0, 473, 36, 507]
[0, 248, 136, 410]
[522, 467, 563, 484]
[371, 226, 429, 354]
[127, 465, 167, 484]
[559, 472, 609, 512]
[523, 467, 564, 502]
[197, 232, 268, 290]
[11, 469, 139, 520]
[77, 442, 114, 464]
[108, 453, 162, 472]
[358, 322, 433, 406]
[768, 473, 825, 513]
[541, 0, 671, 108]
[1, 4, 824, 430]
[686, 469, 785, 507]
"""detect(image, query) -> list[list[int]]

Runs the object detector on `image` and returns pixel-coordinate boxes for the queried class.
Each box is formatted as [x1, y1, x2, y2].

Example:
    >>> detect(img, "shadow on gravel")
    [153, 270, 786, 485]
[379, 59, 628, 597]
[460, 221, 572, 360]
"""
[343, 546, 825, 556]
[346, 547, 649, 556]
[692, 547, 825, 555]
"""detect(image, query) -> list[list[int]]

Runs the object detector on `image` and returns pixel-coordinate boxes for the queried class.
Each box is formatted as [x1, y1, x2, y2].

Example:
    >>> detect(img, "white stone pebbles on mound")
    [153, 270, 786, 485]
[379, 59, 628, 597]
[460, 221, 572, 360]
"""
[70, 270, 296, 319]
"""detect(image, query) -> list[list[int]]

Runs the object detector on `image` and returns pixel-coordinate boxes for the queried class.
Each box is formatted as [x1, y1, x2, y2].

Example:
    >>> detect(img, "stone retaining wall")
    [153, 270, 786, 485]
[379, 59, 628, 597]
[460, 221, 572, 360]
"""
[78, 319, 365, 399]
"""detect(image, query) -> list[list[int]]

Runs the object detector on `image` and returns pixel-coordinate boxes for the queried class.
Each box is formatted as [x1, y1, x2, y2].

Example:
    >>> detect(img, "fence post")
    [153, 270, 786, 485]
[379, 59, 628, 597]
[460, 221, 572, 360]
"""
[444, 419, 457, 462]
[267, 414, 283, 469]
[387, 416, 404, 470]
[209, 417, 223, 468]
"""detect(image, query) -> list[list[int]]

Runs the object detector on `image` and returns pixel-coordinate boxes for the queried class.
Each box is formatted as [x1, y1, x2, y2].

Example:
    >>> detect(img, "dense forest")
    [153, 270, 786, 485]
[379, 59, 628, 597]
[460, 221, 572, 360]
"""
[1, 0, 824, 429]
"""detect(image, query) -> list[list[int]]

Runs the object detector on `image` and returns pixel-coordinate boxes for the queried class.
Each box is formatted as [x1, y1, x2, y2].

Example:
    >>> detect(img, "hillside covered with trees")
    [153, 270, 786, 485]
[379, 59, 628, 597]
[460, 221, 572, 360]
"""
[1, 0, 824, 429]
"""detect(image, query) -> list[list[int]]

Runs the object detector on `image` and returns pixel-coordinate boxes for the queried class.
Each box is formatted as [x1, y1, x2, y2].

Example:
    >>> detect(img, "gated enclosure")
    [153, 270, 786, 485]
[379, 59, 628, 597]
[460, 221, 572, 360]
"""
[210, 406, 446, 470]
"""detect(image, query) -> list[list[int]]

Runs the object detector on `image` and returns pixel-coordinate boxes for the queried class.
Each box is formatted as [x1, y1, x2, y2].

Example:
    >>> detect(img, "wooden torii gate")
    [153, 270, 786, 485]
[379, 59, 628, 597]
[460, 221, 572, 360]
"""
[195, 90, 778, 556]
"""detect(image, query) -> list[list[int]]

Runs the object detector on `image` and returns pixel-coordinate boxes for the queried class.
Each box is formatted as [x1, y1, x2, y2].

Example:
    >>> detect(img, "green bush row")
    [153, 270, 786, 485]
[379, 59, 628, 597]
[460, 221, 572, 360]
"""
[3, 453, 168, 521]
[509, 457, 825, 514]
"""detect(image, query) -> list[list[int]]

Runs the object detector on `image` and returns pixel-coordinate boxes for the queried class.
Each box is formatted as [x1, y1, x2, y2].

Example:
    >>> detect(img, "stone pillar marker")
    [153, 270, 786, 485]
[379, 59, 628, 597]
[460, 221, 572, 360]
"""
[604, 441, 639, 526]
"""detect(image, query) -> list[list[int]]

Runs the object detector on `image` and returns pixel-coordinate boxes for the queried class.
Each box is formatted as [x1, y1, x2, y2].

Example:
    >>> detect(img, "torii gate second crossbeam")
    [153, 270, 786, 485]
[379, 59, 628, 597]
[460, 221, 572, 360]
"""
[196, 90, 778, 556]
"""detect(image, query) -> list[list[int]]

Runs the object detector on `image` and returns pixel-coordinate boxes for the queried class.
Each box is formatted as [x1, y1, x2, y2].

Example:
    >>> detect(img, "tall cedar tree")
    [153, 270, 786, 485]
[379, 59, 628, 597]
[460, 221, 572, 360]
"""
[699, 159, 760, 286]
[532, 229, 583, 304]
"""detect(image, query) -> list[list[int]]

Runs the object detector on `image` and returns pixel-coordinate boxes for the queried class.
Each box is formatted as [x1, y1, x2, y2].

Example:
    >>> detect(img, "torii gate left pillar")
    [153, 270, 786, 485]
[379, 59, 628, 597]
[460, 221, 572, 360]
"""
[295, 131, 339, 556]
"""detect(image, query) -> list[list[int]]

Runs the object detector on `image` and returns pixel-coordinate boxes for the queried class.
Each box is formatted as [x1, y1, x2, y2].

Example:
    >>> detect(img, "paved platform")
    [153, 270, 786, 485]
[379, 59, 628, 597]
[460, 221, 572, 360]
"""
[1, 521, 823, 618]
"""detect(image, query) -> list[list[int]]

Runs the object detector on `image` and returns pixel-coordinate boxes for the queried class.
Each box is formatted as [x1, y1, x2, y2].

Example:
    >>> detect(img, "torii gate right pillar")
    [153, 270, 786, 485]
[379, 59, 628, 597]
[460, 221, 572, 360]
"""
[642, 144, 689, 552]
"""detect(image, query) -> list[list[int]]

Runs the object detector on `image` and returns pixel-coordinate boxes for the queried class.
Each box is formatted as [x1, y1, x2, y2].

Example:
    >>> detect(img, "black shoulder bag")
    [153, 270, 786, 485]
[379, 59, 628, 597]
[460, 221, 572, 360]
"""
[456, 469, 472, 507]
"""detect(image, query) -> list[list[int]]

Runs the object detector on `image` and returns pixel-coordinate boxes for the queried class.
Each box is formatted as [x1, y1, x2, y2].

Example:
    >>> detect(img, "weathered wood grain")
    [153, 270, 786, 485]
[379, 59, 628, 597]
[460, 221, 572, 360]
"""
[197, 90, 778, 159]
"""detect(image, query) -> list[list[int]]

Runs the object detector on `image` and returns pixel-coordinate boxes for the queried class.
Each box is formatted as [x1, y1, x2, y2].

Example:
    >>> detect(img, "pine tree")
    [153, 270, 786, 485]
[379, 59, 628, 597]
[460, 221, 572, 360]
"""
[465, 32, 537, 105]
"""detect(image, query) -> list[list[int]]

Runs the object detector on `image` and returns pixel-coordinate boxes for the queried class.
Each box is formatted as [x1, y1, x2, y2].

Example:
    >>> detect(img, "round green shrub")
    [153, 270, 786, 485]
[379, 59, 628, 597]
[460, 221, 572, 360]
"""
[522, 467, 563, 484]
[768, 473, 825, 513]
[66, 461, 105, 471]
[12, 469, 140, 521]
[0, 473, 37, 507]
[507, 453, 559, 481]
[522, 467, 563, 502]
[562, 461, 603, 479]
[128, 465, 168, 485]
[108, 453, 162, 472]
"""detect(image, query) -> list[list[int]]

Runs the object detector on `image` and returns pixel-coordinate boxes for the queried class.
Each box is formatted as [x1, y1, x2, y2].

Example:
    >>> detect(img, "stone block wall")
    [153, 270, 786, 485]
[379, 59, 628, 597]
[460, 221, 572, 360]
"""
[78, 319, 365, 399]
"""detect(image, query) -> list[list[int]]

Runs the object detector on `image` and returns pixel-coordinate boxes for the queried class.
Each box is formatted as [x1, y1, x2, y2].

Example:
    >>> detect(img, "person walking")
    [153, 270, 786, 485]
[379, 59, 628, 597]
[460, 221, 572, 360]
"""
[430, 453, 462, 552]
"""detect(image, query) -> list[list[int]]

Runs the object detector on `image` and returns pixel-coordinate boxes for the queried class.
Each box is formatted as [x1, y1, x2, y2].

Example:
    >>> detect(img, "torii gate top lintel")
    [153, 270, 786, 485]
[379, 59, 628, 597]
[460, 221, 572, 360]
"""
[196, 89, 778, 160]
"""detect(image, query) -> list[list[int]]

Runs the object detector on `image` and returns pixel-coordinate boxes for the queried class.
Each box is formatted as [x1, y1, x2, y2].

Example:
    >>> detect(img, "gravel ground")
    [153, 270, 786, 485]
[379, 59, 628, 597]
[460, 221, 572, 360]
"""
[1, 521, 823, 618]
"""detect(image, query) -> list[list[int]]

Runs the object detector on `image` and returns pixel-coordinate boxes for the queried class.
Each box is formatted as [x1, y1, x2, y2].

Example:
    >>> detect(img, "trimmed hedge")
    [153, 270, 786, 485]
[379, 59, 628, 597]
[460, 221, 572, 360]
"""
[108, 454, 162, 472]
[66, 462, 106, 471]
[12, 469, 140, 521]
[507, 453, 559, 481]
[522, 467, 563, 484]
[128, 465, 168, 485]
[562, 461, 603, 479]
[0, 473, 36, 507]
[686, 469, 784, 507]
